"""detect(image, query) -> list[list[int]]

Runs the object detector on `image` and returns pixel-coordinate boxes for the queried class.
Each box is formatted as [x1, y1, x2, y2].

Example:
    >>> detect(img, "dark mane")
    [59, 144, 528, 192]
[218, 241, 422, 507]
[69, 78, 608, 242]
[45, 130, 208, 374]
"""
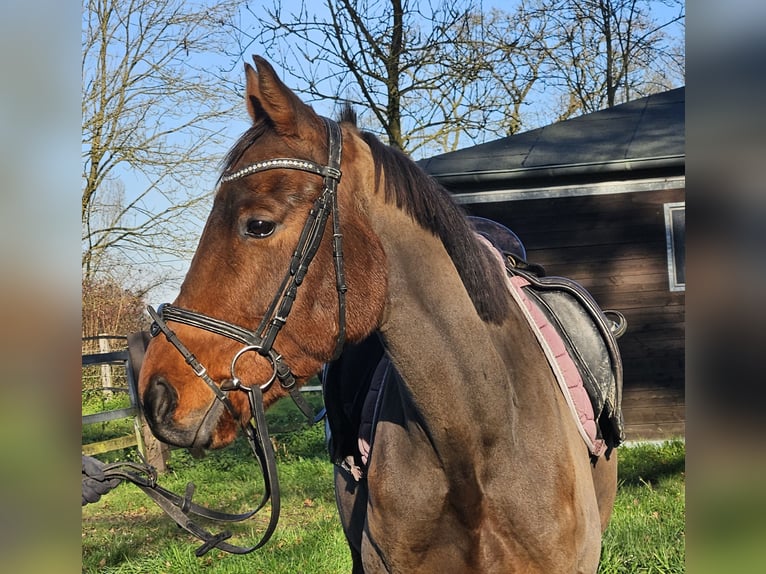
[356, 130, 510, 324]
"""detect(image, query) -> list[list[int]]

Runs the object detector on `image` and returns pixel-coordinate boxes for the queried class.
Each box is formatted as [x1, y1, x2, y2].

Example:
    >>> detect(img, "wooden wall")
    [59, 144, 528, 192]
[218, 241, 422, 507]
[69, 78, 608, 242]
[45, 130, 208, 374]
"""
[462, 186, 685, 440]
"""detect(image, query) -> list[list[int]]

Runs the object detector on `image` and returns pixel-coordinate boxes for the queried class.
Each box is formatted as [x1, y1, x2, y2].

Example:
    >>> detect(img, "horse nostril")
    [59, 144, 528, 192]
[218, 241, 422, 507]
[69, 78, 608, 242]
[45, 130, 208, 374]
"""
[144, 375, 178, 424]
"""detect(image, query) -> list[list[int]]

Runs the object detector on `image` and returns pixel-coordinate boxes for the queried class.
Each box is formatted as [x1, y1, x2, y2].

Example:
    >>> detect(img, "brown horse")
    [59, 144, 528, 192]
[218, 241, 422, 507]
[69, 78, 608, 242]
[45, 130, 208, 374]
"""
[138, 55, 618, 573]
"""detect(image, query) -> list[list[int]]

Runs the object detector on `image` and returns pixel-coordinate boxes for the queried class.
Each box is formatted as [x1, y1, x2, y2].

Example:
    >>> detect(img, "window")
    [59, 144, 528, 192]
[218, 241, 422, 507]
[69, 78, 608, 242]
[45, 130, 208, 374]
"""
[664, 202, 685, 291]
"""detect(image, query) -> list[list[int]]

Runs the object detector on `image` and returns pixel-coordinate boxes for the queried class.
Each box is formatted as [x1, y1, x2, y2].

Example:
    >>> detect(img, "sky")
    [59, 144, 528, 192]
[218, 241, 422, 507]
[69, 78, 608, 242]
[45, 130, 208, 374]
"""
[104, 0, 686, 307]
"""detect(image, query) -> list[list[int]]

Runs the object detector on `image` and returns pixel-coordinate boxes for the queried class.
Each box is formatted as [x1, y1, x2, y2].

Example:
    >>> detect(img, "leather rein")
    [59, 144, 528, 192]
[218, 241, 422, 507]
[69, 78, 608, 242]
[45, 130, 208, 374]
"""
[133, 117, 346, 555]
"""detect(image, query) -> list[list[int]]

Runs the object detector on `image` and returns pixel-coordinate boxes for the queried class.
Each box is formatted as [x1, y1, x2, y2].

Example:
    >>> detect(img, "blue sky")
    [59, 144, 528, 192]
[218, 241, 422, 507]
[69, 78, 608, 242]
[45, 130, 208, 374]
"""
[105, 0, 685, 306]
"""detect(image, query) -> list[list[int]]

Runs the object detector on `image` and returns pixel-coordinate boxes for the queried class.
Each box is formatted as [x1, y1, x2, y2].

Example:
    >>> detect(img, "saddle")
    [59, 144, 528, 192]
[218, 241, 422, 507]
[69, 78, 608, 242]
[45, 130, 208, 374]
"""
[504, 255, 626, 455]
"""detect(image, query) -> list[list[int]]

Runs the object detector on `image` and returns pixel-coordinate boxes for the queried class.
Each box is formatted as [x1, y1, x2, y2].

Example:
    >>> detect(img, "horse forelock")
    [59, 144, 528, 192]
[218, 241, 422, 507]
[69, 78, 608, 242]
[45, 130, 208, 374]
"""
[218, 121, 271, 182]
[356, 130, 510, 325]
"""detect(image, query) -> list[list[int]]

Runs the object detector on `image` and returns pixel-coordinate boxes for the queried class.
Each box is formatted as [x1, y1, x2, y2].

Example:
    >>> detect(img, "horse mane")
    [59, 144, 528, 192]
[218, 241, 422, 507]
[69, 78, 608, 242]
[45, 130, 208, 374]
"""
[340, 109, 510, 324]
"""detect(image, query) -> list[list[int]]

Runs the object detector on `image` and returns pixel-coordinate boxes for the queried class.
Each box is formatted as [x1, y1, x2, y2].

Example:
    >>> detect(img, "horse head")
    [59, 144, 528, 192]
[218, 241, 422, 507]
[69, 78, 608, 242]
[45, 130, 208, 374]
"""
[138, 56, 387, 450]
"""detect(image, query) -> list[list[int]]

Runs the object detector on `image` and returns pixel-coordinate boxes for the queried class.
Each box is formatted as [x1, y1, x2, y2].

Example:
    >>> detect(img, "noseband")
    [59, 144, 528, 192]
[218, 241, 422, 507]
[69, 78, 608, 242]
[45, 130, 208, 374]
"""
[143, 117, 346, 554]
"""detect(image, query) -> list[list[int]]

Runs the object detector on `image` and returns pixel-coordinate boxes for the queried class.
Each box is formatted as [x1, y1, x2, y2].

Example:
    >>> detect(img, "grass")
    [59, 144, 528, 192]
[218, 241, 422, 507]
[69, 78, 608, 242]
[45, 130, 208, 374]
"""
[599, 441, 686, 573]
[82, 398, 685, 573]
[82, 391, 136, 445]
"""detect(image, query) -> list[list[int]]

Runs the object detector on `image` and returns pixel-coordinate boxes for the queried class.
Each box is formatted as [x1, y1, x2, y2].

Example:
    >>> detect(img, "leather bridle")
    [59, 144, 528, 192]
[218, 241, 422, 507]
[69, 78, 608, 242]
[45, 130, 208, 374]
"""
[141, 117, 346, 555]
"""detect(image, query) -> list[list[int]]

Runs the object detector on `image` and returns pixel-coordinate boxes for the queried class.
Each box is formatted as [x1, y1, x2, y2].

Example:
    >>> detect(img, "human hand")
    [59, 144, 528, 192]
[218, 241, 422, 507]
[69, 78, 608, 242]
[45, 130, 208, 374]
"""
[82, 455, 122, 505]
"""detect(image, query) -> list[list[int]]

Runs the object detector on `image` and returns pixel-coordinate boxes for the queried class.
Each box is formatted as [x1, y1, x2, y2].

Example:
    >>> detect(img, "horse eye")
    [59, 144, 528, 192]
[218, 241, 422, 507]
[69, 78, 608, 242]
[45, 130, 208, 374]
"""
[244, 219, 276, 238]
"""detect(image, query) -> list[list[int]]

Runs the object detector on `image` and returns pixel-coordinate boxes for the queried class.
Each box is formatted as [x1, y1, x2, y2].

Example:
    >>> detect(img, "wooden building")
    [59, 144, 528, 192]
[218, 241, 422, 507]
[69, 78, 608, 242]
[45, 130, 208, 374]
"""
[420, 88, 685, 441]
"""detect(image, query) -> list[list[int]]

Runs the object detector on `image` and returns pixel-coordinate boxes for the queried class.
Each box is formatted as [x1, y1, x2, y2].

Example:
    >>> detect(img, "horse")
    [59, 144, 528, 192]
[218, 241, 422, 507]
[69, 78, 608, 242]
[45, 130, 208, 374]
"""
[138, 55, 619, 573]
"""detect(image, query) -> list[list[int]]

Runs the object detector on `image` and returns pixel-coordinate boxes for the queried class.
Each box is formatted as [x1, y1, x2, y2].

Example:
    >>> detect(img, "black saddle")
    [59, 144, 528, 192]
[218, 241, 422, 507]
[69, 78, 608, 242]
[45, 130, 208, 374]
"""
[505, 254, 626, 452]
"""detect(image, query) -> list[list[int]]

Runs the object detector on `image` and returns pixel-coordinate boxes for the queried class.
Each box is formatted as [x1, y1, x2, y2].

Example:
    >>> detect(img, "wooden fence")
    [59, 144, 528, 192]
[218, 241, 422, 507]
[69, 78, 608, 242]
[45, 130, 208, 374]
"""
[82, 333, 169, 472]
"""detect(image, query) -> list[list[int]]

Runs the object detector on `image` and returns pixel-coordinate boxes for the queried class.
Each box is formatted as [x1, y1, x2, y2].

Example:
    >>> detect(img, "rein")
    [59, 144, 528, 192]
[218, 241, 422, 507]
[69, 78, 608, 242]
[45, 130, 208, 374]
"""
[141, 117, 345, 555]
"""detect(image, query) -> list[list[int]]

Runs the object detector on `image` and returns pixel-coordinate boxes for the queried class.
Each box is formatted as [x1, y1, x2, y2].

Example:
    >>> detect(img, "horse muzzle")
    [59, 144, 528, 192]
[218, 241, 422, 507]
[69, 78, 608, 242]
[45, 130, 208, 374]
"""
[142, 374, 232, 449]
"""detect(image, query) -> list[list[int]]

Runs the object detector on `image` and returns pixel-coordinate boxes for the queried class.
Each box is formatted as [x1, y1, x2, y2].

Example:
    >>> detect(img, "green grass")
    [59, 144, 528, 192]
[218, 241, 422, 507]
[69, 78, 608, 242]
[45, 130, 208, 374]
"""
[82, 401, 684, 573]
[82, 391, 136, 445]
[599, 441, 686, 573]
[82, 394, 353, 573]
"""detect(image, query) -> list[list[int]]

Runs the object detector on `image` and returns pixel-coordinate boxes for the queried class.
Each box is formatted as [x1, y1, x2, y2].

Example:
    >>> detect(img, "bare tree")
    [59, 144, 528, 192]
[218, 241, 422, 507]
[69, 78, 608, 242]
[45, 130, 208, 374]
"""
[82, 0, 243, 284]
[82, 275, 148, 341]
[251, 0, 550, 157]
[246, 0, 683, 155]
[539, 0, 685, 119]
[464, 3, 555, 140]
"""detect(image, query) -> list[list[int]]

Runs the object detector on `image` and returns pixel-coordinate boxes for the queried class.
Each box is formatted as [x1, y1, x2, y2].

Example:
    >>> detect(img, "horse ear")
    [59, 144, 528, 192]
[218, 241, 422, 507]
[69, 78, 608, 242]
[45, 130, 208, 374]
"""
[244, 56, 317, 136]
[244, 62, 266, 122]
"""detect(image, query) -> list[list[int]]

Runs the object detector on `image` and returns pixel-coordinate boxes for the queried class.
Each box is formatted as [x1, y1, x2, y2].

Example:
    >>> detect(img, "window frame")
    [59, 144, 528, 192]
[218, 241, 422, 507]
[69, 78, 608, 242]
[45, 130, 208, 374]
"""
[664, 201, 685, 292]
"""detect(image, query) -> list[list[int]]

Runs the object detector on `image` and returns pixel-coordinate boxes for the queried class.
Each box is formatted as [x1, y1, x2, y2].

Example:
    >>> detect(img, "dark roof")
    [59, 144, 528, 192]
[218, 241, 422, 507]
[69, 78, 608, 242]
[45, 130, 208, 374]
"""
[419, 87, 685, 192]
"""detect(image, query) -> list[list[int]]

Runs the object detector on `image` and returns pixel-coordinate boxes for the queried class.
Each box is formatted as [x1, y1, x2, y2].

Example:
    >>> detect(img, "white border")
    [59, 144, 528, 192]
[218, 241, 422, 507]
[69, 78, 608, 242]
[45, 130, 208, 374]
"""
[451, 176, 685, 204]
[664, 201, 686, 292]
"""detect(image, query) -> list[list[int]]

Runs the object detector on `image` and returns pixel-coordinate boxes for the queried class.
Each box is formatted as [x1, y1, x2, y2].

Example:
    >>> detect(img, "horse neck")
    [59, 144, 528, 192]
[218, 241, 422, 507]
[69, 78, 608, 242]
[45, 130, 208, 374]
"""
[370, 204, 525, 458]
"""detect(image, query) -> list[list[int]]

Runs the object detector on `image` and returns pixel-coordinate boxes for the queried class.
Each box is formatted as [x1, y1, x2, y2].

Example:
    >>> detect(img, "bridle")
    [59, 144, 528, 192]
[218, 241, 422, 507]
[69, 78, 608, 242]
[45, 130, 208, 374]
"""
[142, 117, 346, 555]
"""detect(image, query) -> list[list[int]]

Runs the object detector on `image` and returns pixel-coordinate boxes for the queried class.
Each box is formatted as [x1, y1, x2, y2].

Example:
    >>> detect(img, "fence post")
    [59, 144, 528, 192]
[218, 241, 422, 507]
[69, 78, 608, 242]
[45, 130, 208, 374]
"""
[139, 411, 170, 473]
[98, 335, 113, 397]
[126, 331, 170, 473]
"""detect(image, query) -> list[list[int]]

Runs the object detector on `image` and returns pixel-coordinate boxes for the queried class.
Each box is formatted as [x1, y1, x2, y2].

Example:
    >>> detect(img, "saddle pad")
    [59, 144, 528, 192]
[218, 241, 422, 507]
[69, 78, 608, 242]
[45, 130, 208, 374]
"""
[515, 273, 625, 450]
